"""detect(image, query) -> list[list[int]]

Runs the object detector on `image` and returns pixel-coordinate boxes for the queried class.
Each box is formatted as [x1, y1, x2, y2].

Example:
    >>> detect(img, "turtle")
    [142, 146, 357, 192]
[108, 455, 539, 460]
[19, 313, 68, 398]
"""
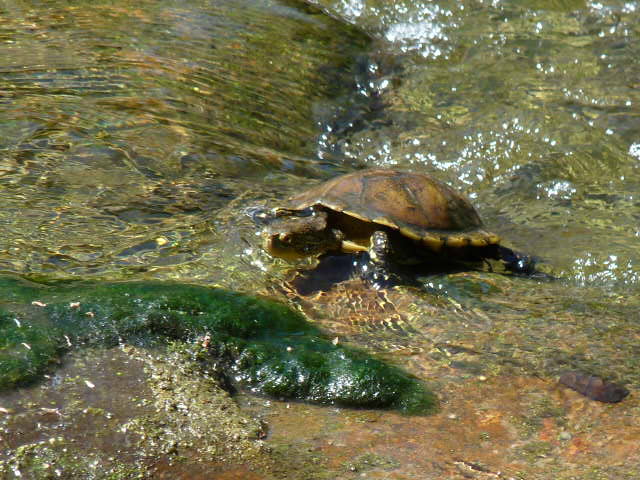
[251, 168, 535, 287]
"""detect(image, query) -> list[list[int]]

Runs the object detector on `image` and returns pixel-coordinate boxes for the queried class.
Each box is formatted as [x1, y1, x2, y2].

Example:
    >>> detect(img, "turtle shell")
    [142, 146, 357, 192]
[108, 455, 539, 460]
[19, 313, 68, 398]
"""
[285, 169, 500, 251]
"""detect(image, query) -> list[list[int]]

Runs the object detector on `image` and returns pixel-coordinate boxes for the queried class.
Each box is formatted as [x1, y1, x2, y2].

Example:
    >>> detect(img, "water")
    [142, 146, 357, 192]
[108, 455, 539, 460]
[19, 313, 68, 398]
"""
[1, 0, 640, 478]
[0, 0, 367, 280]
[312, 0, 640, 290]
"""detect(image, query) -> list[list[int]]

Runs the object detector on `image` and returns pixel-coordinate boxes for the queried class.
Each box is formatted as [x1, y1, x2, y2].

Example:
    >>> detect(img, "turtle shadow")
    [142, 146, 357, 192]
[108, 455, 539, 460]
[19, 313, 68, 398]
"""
[289, 254, 357, 296]
[289, 252, 555, 296]
[289, 253, 476, 296]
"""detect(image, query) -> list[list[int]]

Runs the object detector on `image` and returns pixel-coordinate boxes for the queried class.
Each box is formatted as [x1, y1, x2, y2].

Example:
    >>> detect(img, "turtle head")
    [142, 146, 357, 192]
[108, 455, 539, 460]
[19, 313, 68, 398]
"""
[253, 207, 344, 261]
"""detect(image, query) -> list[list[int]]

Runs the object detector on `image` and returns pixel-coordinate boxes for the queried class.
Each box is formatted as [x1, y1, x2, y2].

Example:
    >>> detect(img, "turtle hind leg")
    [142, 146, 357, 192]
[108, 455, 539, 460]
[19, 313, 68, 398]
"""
[496, 245, 538, 275]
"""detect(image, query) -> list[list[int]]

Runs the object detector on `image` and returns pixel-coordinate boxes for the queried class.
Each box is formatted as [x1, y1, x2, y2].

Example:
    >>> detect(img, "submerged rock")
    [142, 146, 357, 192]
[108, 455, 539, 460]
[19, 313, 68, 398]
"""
[0, 276, 436, 414]
[559, 371, 629, 403]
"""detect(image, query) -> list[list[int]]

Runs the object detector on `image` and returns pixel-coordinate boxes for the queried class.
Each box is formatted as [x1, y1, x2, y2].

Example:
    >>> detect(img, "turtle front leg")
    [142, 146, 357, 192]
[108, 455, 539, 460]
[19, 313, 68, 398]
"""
[356, 230, 404, 289]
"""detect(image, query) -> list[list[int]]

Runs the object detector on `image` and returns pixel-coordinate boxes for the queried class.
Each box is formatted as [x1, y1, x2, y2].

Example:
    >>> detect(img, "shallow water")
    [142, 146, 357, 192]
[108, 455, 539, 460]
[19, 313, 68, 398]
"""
[0, 0, 367, 281]
[312, 0, 640, 291]
[1, 0, 640, 477]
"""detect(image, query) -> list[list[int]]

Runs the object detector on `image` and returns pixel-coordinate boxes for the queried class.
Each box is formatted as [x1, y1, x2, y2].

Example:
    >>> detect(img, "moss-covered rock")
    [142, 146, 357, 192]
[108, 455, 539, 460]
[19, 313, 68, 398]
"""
[0, 277, 436, 414]
[0, 308, 63, 390]
[229, 336, 434, 413]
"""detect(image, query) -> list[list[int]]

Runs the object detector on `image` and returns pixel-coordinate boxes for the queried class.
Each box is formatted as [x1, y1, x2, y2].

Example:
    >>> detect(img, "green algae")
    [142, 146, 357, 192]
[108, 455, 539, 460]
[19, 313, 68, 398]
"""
[0, 309, 63, 390]
[0, 276, 43, 304]
[344, 453, 400, 474]
[230, 336, 434, 413]
[1, 441, 147, 480]
[0, 277, 436, 414]
[515, 394, 567, 439]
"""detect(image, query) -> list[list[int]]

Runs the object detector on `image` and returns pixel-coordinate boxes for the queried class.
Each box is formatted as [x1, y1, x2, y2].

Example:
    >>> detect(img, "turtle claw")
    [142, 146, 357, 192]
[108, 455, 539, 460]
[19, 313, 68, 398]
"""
[245, 206, 274, 226]
[356, 232, 419, 289]
[359, 231, 401, 289]
[355, 253, 396, 289]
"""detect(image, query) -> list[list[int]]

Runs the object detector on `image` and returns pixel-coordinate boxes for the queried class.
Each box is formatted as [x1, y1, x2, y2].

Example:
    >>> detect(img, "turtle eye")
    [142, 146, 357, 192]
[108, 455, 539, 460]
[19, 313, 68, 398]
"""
[279, 233, 291, 243]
